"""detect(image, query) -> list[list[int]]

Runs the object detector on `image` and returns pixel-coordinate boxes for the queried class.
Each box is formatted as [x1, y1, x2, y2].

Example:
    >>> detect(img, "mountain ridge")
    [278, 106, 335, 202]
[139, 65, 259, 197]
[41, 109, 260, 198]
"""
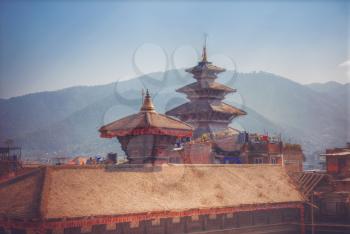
[0, 70, 348, 167]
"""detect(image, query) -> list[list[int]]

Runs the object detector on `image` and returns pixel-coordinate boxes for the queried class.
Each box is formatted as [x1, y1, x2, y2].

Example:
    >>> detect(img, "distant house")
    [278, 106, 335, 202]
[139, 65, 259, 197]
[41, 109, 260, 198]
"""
[283, 144, 304, 174]
[0, 146, 22, 178]
[293, 143, 350, 232]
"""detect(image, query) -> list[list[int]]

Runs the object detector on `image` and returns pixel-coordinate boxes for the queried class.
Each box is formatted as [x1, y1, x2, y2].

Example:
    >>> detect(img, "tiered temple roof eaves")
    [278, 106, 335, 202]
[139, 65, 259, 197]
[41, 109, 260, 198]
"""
[99, 112, 193, 138]
[185, 62, 226, 74]
[99, 90, 193, 138]
[166, 101, 246, 117]
[176, 82, 236, 94]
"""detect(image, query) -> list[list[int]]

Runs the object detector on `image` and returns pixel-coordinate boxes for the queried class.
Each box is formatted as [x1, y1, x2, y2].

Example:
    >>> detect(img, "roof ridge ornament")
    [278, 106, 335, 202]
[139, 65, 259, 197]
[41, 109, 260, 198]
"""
[140, 89, 156, 112]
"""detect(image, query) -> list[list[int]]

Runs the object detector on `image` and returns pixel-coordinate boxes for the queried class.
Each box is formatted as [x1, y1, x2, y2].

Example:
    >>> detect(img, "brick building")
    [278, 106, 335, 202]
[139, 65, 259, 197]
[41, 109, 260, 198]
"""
[317, 145, 350, 222]
[294, 144, 350, 233]
[0, 146, 22, 179]
[283, 144, 304, 174]
[168, 141, 214, 164]
[241, 134, 283, 165]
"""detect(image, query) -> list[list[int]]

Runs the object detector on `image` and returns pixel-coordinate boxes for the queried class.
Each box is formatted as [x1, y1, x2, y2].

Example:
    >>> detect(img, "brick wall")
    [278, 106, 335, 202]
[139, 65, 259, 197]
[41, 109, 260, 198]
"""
[0, 200, 305, 234]
[8, 208, 303, 234]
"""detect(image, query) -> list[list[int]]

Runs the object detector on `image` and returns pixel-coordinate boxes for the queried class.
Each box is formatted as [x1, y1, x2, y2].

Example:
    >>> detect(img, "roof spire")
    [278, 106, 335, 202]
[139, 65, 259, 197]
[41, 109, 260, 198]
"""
[140, 89, 155, 112]
[202, 33, 208, 62]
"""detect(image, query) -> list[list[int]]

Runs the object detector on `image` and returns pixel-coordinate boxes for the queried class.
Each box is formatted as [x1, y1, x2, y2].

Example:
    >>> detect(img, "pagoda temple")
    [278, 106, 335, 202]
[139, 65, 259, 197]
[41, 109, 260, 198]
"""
[166, 43, 246, 139]
[99, 90, 193, 164]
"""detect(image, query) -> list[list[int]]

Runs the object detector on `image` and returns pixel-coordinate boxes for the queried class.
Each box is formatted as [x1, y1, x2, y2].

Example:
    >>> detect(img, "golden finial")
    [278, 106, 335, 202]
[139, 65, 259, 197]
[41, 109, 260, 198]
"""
[140, 89, 155, 112]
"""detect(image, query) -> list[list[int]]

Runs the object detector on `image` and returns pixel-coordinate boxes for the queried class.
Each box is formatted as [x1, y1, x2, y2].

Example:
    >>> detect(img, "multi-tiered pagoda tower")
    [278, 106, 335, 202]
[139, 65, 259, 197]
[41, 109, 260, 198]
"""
[166, 44, 246, 139]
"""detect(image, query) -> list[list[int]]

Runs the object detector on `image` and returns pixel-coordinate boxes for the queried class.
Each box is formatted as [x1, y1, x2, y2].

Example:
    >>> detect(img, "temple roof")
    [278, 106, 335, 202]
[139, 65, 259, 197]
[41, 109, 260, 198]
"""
[177, 81, 235, 94]
[185, 44, 225, 75]
[99, 90, 193, 138]
[185, 61, 225, 75]
[166, 101, 246, 116]
[0, 164, 303, 220]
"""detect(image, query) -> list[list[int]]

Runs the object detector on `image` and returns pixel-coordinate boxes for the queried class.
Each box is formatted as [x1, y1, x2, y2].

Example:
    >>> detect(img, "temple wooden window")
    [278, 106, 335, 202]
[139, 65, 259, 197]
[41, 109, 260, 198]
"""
[129, 221, 139, 228]
[151, 218, 161, 226]
[191, 215, 199, 221]
[173, 217, 181, 223]
[106, 223, 117, 231]
[80, 225, 92, 233]
[52, 229, 64, 234]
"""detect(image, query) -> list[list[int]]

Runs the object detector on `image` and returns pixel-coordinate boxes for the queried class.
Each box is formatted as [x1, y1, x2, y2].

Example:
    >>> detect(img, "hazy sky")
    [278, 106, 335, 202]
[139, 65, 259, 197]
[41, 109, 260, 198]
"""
[0, 0, 349, 98]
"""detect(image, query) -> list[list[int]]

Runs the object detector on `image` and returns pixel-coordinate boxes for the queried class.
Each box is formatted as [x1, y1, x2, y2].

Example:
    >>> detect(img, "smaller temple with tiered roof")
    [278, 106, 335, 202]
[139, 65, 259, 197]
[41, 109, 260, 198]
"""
[99, 90, 193, 164]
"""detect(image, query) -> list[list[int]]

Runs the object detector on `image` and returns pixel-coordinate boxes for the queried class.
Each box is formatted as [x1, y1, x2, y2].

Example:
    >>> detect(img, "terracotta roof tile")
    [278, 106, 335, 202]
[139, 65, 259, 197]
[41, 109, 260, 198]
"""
[166, 101, 246, 116]
[99, 112, 193, 137]
[177, 82, 235, 93]
[0, 165, 304, 219]
[0, 168, 44, 219]
[185, 61, 225, 74]
[99, 91, 193, 138]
